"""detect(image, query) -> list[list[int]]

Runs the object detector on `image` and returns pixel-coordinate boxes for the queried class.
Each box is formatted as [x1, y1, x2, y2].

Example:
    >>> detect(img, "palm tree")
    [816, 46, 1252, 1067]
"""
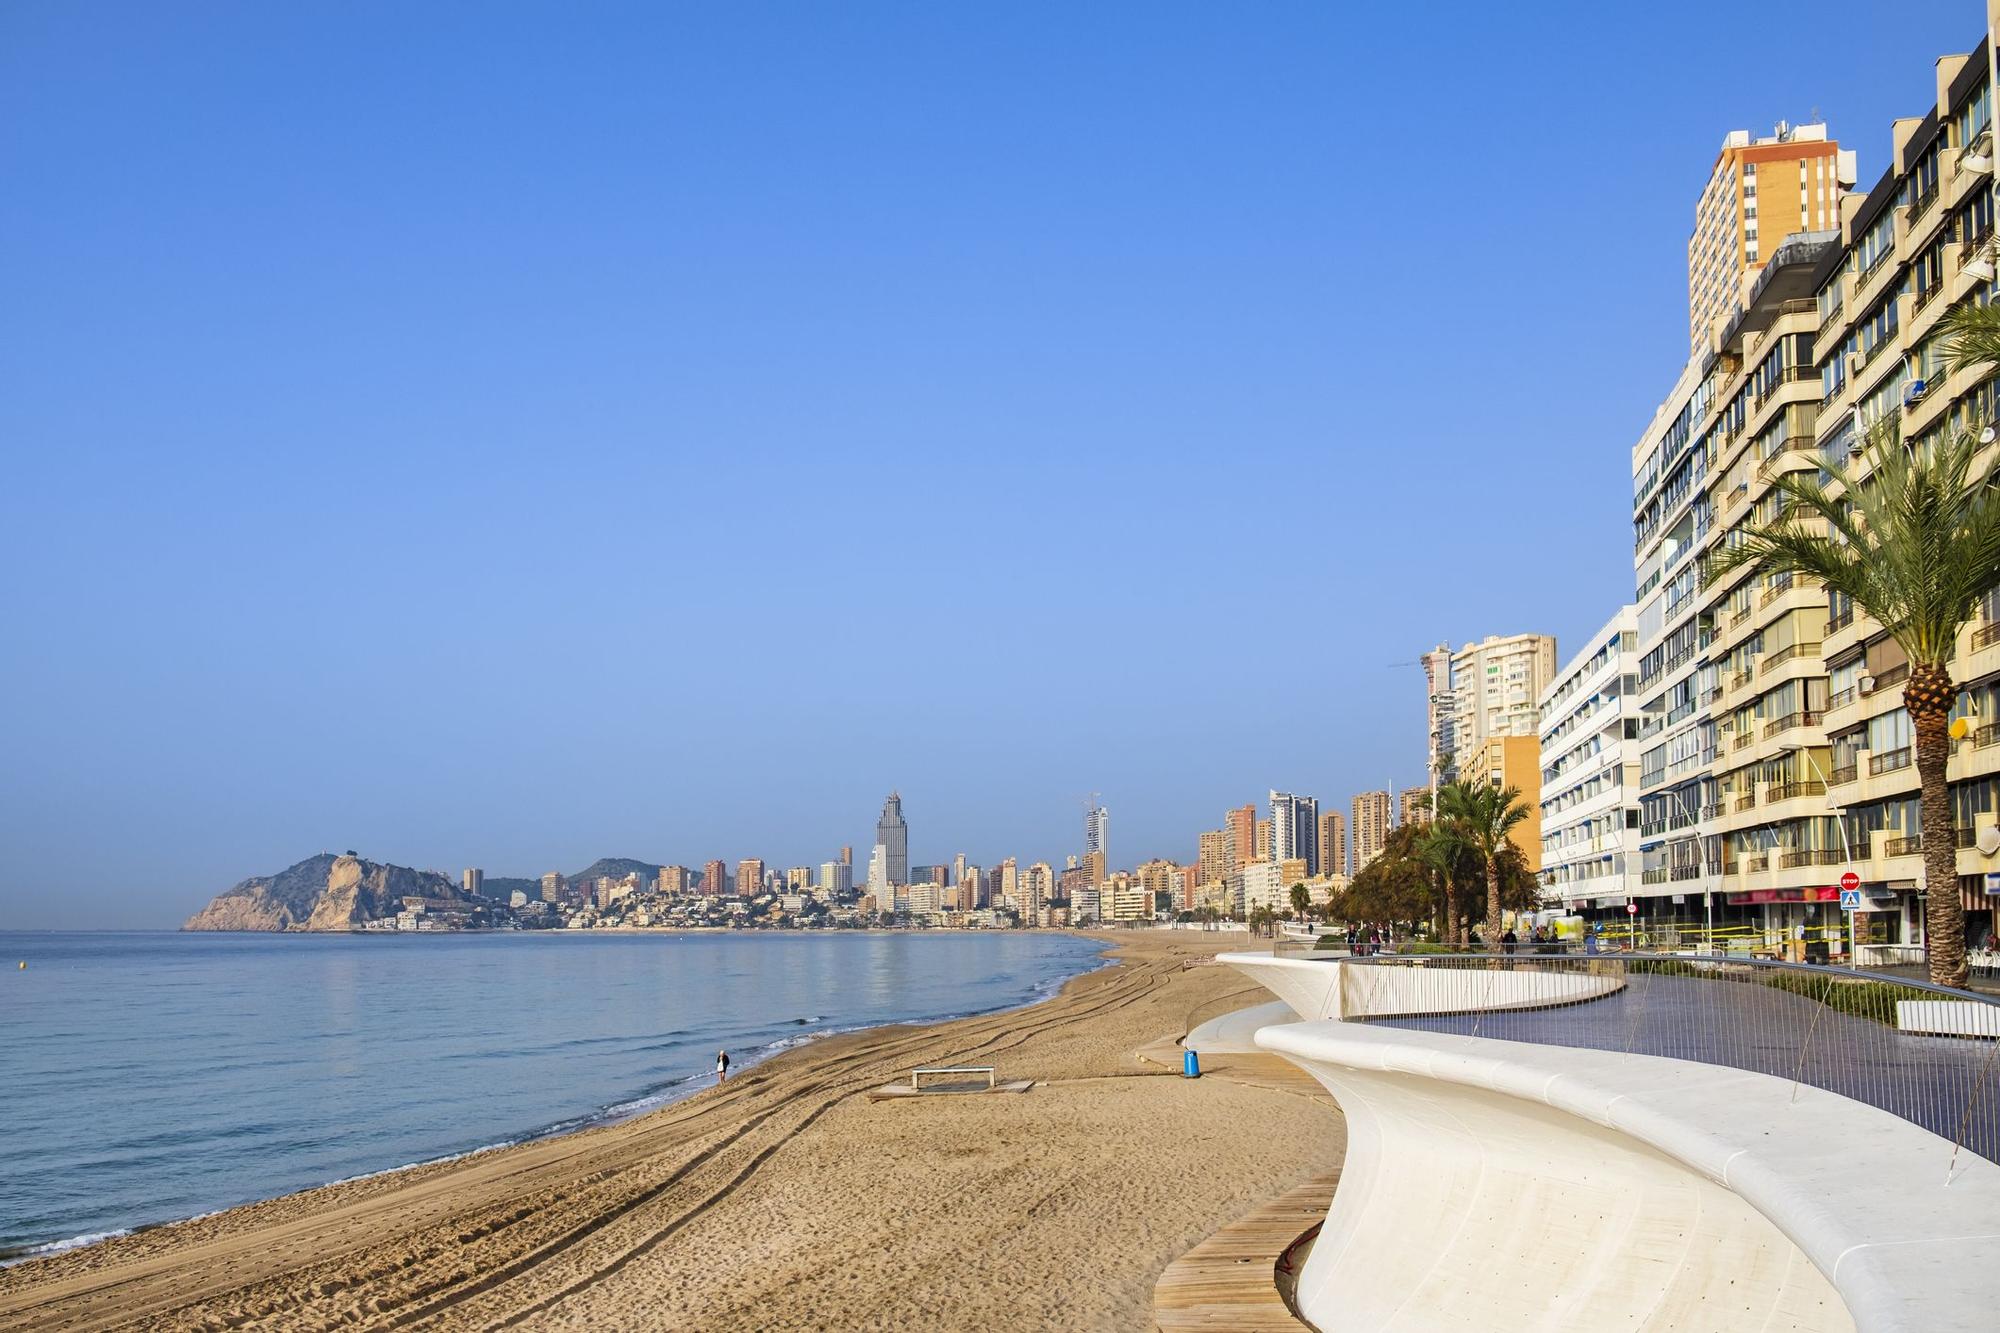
[1289, 882, 1312, 923]
[1438, 781, 1530, 952]
[1707, 406, 2000, 988]
[1417, 808, 1473, 949]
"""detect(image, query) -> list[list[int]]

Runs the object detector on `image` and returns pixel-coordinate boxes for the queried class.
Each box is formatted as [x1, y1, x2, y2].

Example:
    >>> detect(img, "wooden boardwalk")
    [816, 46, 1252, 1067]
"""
[1153, 1169, 1339, 1331]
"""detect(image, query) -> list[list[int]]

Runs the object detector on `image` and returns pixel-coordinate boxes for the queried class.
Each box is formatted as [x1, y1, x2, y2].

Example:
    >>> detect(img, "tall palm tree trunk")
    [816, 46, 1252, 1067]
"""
[1485, 859, 1501, 954]
[1908, 665, 1969, 988]
[1442, 876, 1459, 950]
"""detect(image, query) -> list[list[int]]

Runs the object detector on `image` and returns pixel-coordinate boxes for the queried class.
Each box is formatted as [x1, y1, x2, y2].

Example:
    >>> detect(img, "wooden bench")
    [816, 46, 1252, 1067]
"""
[911, 1065, 996, 1090]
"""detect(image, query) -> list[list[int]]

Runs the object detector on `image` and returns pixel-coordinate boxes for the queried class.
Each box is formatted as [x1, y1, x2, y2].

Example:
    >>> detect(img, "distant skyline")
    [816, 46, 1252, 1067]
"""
[0, 0, 1976, 926]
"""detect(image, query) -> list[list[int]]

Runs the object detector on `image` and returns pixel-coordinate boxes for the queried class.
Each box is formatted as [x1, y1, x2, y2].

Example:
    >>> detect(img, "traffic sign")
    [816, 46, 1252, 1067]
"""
[1839, 888, 1863, 910]
[1839, 870, 1861, 892]
[1625, 902, 1638, 915]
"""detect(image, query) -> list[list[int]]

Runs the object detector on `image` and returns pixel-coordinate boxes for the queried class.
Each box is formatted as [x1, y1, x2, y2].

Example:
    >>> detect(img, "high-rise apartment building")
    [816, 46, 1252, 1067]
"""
[462, 868, 483, 898]
[952, 852, 967, 886]
[701, 860, 728, 898]
[658, 865, 690, 896]
[993, 857, 1019, 911]
[540, 872, 562, 904]
[1398, 789, 1430, 826]
[1224, 804, 1257, 869]
[1082, 850, 1106, 886]
[1268, 791, 1320, 875]
[736, 858, 764, 900]
[1317, 810, 1348, 879]
[1688, 123, 1855, 355]
[1022, 861, 1054, 919]
[1539, 607, 1641, 907]
[1137, 858, 1178, 912]
[866, 844, 889, 903]
[1448, 634, 1560, 770]
[1197, 829, 1229, 885]
[1352, 791, 1392, 871]
[1422, 643, 1455, 782]
[1254, 819, 1271, 862]
[1084, 803, 1108, 862]
[1619, 28, 2000, 953]
[875, 794, 908, 886]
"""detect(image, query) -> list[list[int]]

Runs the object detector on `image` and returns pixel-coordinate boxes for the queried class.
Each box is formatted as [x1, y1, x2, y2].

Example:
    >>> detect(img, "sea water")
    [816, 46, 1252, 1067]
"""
[0, 930, 1105, 1258]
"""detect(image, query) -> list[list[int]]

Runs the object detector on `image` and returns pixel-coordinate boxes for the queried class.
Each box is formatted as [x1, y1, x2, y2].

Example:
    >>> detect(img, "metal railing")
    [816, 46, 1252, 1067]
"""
[1872, 747, 1914, 775]
[1341, 953, 2000, 1167]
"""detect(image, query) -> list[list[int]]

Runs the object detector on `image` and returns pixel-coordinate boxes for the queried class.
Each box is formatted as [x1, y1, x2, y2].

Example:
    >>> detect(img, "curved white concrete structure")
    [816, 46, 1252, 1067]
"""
[1215, 952, 1624, 1023]
[1222, 958, 2000, 1332]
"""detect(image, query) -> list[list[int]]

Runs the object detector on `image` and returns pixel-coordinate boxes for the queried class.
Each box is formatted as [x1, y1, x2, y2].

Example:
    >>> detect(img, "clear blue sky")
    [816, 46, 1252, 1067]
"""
[0, 1, 1977, 926]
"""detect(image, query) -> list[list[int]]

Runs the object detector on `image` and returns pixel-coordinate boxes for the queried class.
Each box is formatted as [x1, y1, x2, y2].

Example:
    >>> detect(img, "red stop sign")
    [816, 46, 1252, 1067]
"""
[1840, 871, 1860, 892]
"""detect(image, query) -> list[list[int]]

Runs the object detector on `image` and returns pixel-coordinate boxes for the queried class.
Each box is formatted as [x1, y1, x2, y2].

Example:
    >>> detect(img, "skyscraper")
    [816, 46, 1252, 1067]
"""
[1224, 804, 1256, 870]
[1686, 123, 1853, 354]
[1197, 829, 1228, 885]
[1448, 634, 1560, 766]
[1084, 802, 1108, 864]
[658, 865, 690, 896]
[1268, 791, 1320, 876]
[1399, 788, 1431, 826]
[702, 859, 728, 898]
[1318, 811, 1348, 880]
[1352, 791, 1392, 871]
[1422, 643, 1454, 785]
[876, 793, 909, 886]
[952, 852, 967, 886]
[1254, 819, 1271, 862]
[736, 858, 765, 900]
[866, 844, 889, 902]
[462, 868, 484, 898]
[539, 872, 562, 904]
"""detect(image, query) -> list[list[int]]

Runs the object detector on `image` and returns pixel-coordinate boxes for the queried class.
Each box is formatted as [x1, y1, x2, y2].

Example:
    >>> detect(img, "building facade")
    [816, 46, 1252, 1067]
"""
[1318, 810, 1348, 879]
[1689, 123, 1855, 355]
[1539, 606, 1642, 907]
[1352, 791, 1392, 871]
[875, 793, 909, 887]
[1225, 803, 1257, 870]
[1268, 791, 1320, 875]
[1448, 634, 1559, 770]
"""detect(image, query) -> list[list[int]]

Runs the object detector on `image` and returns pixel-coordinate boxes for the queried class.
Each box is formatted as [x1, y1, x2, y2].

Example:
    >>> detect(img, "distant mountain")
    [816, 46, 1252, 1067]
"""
[567, 857, 663, 887]
[182, 854, 474, 931]
[480, 877, 539, 899]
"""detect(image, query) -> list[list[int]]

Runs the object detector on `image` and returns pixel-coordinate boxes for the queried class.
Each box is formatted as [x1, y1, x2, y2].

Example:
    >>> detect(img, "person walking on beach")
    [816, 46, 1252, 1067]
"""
[715, 1049, 729, 1083]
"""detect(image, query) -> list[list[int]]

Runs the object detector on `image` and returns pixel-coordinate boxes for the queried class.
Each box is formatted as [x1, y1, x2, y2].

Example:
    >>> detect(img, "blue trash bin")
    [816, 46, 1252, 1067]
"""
[1182, 1048, 1201, 1078]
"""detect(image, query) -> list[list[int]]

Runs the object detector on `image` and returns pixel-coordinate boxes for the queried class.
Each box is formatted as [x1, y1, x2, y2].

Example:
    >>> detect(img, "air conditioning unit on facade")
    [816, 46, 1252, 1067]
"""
[1859, 673, 1878, 695]
[1846, 350, 1864, 376]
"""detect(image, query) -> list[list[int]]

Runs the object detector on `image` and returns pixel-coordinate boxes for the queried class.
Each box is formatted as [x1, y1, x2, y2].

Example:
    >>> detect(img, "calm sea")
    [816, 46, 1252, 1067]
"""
[0, 930, 1106, 1259]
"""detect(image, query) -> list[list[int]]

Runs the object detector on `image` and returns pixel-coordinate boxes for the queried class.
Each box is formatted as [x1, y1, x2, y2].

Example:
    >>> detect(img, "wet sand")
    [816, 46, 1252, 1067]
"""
[0, 931, 1344, 1331]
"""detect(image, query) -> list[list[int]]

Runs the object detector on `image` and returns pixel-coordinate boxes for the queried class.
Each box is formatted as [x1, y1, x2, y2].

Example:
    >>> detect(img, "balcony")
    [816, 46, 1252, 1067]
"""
[1873, 662, 1911, 692]
[1743, 853, 1769, 872]
[1763, 709, 1824, 738]
[1670, 864, 1703, 882]
[1958, 826, 1978, 850]
[1856, 245, 1896, 293]
[1815, 849, 1845, 865]
[1731, 669, 1754, 692]
[1885, 834, 1922, 857]
[1827, 608, 1854, 634]
[1974, 621, 2000, 652]
[1915, 282, 1945, 316]
[1829, 686, 1857, 710]
[1769, 779, 1827, 802]
[1780, 850, 1814, 869]
[1758, 579, 1796, 608]
[1979, 722, 2000, 748]
[1871, 746, 1913, 775]
[1761, 642, 1820, 675]
[1729, 606, 1754, 629]
[1733, 732, 1755, 751]
[1641, 867, 1670, 886]
[1830, 763, 1860, 785]
[1906, 185, 1940, 228]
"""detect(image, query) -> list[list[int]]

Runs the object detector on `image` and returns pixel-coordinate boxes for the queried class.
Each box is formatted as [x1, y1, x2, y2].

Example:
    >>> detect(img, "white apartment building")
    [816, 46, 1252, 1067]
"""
[1538, 607, 1641, 907]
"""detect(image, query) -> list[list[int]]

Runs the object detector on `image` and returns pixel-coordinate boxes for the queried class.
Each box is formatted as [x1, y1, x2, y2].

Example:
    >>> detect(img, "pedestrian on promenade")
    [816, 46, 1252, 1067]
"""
[716, 1049, 729, 1083]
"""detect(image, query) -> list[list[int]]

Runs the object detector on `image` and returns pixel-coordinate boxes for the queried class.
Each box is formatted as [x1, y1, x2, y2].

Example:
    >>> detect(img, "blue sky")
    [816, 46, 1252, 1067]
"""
[0, 0, 1977, 926]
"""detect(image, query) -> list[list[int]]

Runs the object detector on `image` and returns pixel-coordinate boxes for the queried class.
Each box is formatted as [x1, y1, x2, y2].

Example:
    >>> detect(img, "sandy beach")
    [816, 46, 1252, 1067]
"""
[0, 932, 1344, 1331]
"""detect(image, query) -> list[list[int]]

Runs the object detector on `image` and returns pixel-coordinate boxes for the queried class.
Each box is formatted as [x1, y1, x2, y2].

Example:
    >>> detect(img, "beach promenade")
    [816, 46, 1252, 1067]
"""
[0, 932, 1341, 1331]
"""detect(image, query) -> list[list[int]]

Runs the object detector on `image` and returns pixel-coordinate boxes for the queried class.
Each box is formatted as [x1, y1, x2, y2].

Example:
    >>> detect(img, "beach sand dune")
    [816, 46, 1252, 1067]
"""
[0, 933, 1344, 1331]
